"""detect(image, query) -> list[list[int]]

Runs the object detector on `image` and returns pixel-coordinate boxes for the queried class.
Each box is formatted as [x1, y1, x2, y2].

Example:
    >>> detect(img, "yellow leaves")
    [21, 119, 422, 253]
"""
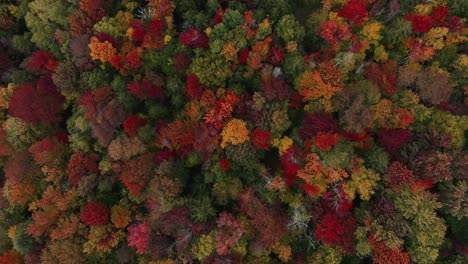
[344, 165, 380, 201]
[272, 136, 293, 155]
[446, 28, 468, 46]
[191, 233, 216, 261]
[0, 83, 15, 110]
[28, 200, 38, 212]
[373, 45, 388, 62]
[164, 34, 171, 44]
[126, 27, 134, 39]
[426, 27, 448, 50]
[414, 4, 432, 15]
[286, 41, 297, 53]
[88, 36, 116, 63]
[371, 99, 393, 127]
[124, 1, 138, 12]
[361, 22, 383, 42]
[205, 27, 212, 36]
[149, 260, 177, 264]
[259, 18, 271, 30]
[8, 224, 18, 240]
[272, 243, 292, 262]
[221, 119, 250, 148]
[83, 225, 124, 255]
[257, 18, 272, 38]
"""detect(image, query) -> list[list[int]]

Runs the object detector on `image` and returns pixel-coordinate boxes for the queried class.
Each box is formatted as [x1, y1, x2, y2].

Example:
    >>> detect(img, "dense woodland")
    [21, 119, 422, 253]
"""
[0, 0, 467, 263]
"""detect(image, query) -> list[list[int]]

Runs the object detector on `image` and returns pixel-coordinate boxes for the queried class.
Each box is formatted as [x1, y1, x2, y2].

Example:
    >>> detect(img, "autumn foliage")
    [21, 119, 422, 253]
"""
[0, 0, 466, 263]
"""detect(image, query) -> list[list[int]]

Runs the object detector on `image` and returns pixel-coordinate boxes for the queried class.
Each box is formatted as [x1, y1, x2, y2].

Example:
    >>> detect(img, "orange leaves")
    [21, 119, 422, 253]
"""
[27, 210, 60, 239]
[297, 153, 349, 197]
[242, 10, 256, 39]
[222, 41, 239, 62]
[298, 70, 341, 111]
[221, 118, 250, 148]
[3, 181, 36, 206]
[49, 216, 83, 241]
[88, 37, 116, 63]
[111, 205, 132, 229]
[299, 71, 341, 100]
[0, 250, 22, 264]
[246, 37, 273, 70]
[158, 120, 195, 151]
[203, 90, 239, 130]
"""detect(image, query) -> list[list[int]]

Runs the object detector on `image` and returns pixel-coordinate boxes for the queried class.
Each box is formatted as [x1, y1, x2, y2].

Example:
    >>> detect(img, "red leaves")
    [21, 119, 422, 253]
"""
[0, 130, 12, 157]
[211, 8, 226, 26]
[377, 128, 412, 156]
[219, 158, 231, 172]
[240, 190, 287, 248]
[431, 6, 449, 27]
[448, 16, 463, 32]
[314, 213, 344, 245]
[29, 134, 67, 165]
[128, 80, 163, 100]
[365, 60, 398, 96]
[216, 212, 243, 255]
[260, 77, 290, 100]
[5, 151, 39, 184]
[23, 51, 57, 72]
[80, 201, 110, 226]
[178, 28, 209, 49]
[384, 161, 415, 188]
[154, 149, 171, 163]
[251, 129, 271, 150]
[184, 74, 205, 100]
[148, 18, 164, 36]
[159, 120, 218, 160]
[238, 48, 250, 64]
[78, 87, 126, 146]
[371, 239, 411, 264]
[9, 76, 65, 125]
[109, 49, 144, 74]
[314, 132, 339, 151]
[68, 152, 99, 186]
[174, 52, 190, 75]
[301, 183, 320, 197]
[120, 154, 154, 197]
[0, 251, 23, 264]
[267, 47, 285, 66]
[338, 0, 368, 25]
[129, 20, 146, 42]
[79, 0, 106, 21]
[314, 212, 356, 252]
[123, 115, 147, 137]
[280, 147, 302, 187]
[317, 20, 352, 50]
[299, 112, 338, 140]
[125, 49, 143, 69]
[127, 222, 151, 254]
[203, 91, 240, 130]
[404, 14, 434, 34]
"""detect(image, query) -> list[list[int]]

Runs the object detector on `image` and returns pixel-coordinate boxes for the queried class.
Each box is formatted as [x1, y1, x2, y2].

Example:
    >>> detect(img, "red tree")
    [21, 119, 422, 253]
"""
[80, 201, 110, 226]
[9, 76, 65, 125]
